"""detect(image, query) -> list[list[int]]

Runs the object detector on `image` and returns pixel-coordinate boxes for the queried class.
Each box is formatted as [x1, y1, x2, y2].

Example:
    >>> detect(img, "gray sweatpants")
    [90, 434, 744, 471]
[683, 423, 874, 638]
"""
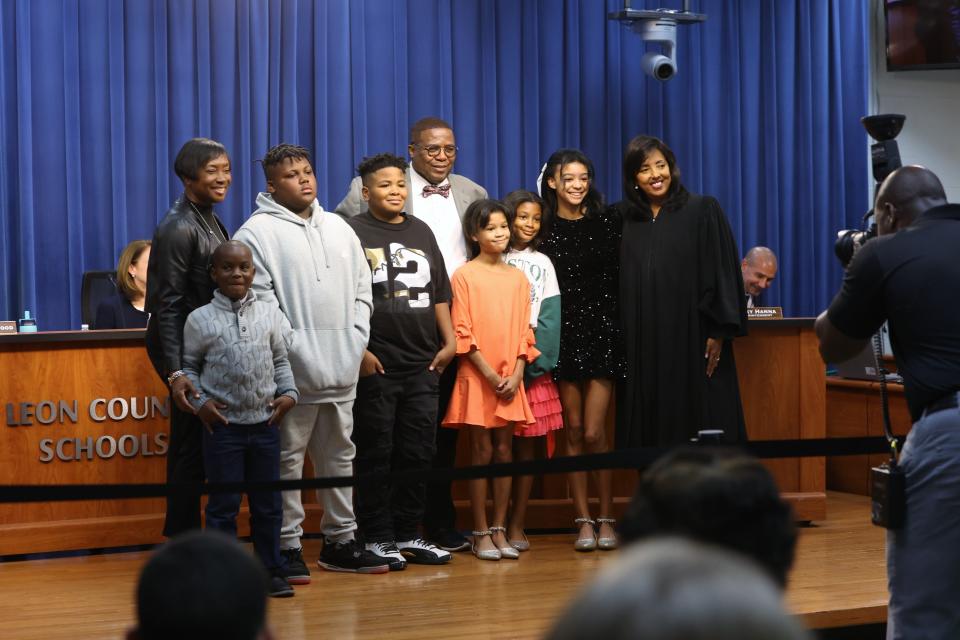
[279, 400, 358, 549]
[887, 395, 960, 639]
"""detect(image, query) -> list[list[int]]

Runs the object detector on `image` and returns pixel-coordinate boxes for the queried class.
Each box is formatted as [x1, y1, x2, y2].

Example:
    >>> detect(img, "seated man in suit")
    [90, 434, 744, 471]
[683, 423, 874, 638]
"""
[741, 246, 778, 308]
[336, 116, 487, 552]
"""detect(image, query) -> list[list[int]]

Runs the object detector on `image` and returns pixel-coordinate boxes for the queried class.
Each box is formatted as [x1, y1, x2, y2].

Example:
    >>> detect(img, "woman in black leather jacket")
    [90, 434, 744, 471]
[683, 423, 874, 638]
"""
[145, 137, 232, 537]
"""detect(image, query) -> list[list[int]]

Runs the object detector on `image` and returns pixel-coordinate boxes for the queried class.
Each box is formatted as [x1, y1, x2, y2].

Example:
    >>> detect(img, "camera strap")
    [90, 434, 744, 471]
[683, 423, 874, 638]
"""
[872, 330, 899, 461]
[870, 329, 906, 529]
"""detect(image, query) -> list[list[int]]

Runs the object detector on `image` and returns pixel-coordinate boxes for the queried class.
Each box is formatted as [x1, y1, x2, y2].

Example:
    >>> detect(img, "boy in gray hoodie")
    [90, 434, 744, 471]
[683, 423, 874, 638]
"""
[233, 144, 388, 577]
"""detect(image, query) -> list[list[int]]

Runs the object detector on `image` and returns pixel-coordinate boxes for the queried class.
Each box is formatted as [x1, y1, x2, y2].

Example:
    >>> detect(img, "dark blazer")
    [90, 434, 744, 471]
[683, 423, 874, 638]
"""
[144, 195, 229, 378]
[94, 292, 149, 330]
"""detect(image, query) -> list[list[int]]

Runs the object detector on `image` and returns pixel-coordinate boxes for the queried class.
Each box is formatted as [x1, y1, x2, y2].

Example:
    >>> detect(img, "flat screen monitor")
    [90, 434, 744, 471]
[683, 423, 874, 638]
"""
[885, 0, 960, 70]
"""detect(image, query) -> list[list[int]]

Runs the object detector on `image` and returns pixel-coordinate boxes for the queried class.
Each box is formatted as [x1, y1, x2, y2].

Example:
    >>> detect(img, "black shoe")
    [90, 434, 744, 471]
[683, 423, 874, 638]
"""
[428, 529, 471, 552]
[397, 538, 452, 564]
[268, 573, 294, 598]
[281, 547, 311, 585]
[318, 538, 390, 574]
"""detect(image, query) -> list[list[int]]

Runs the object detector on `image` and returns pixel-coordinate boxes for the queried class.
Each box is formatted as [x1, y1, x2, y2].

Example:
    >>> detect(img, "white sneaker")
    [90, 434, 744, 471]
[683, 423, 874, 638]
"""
[396, 538, 452, 565]
[364, 541, 406, 571]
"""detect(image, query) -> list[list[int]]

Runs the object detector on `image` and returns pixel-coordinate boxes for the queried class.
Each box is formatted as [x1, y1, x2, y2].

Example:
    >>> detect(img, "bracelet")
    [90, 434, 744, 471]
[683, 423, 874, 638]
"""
[167, 370, 186, 386]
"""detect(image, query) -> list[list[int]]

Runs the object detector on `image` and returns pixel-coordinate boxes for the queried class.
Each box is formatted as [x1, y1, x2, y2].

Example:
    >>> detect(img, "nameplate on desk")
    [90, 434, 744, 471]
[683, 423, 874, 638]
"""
[0, 320, 16, 334]
[747, 307, 783, 319]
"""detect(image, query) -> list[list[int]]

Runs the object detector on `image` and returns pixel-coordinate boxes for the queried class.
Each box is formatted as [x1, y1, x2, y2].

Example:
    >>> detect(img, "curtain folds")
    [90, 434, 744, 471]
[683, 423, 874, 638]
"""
[0, 0, 869, 329]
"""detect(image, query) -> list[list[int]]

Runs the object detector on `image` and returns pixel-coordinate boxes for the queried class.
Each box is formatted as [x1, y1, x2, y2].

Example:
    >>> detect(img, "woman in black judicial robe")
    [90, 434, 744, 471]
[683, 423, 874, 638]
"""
[615, 135, 748, 448]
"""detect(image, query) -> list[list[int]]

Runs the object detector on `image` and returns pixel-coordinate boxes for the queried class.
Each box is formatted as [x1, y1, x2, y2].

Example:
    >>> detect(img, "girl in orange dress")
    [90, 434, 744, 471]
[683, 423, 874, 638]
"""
[442, 199, 540, 561]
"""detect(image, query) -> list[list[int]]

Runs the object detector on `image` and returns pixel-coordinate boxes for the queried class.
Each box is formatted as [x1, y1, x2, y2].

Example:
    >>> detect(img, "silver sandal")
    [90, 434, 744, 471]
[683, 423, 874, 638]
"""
[490, 526, 520, 559]
[574, 517, 597, 552]
[596, 517, 618, 550]
[509, 530, 530, 552]
[471, 530, 502, 561]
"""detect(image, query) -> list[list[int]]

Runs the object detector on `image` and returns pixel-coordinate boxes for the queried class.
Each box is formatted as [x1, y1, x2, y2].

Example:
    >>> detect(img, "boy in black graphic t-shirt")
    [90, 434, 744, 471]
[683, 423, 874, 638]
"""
[347, 153, 456, 569]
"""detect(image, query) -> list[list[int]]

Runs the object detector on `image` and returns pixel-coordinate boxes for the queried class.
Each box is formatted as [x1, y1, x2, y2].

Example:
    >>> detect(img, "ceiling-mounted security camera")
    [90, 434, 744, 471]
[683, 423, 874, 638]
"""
[636, 17, 678, 81]
[609, 2, 707, 82]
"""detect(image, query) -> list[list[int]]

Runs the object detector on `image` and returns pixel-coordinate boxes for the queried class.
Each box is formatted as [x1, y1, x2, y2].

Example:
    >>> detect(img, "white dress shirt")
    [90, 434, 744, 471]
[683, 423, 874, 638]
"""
[408, 169, 468, 278]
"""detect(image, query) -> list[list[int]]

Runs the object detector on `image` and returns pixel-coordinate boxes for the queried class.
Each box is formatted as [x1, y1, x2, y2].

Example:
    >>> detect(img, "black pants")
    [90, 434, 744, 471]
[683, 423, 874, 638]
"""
[422, 360, 459, 537]
[352, 369, 439, 542]
[146, 325, 205, 537]
[163, 401, 205, 536]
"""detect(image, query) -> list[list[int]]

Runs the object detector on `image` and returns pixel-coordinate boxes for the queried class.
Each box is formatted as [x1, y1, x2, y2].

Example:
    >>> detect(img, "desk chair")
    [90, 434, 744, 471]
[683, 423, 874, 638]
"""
[81, 271, 118, 328]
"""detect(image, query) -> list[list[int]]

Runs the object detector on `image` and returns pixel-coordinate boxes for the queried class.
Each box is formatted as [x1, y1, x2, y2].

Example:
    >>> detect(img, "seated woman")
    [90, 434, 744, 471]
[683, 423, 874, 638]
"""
[94, 239, 151, 329]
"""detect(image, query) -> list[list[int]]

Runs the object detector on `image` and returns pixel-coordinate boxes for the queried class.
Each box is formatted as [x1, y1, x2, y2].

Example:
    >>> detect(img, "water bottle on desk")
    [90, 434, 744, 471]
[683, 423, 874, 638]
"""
[19, 310, 38, 333]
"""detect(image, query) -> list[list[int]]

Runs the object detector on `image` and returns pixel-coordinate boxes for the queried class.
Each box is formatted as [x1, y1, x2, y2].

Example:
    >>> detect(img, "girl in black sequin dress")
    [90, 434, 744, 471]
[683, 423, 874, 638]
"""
[538, 149, 624, 552]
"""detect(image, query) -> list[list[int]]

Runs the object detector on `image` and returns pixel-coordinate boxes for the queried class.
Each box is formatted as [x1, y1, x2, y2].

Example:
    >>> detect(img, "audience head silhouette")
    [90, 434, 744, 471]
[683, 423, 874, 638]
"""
[620, 447, 797, 587]
[545, 538, 812, 640]
[127, 530, 273, 640]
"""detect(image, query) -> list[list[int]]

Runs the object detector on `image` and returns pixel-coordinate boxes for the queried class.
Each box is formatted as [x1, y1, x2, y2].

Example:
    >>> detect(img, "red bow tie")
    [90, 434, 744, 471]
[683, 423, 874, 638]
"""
[422, 184, 451, 198]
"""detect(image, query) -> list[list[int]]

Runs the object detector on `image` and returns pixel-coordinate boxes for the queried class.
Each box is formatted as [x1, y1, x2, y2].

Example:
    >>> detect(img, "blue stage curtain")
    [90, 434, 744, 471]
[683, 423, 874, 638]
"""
[0, 0, 868, 329]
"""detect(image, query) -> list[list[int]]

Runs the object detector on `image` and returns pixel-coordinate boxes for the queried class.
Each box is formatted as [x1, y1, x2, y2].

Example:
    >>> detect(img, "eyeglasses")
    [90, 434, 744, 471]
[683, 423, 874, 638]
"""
[414, 144, 458, 158]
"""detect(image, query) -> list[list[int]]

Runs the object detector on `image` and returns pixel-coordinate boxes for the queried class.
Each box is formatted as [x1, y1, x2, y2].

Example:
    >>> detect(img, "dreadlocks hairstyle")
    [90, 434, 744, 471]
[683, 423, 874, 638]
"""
[260, 143, 312, 181]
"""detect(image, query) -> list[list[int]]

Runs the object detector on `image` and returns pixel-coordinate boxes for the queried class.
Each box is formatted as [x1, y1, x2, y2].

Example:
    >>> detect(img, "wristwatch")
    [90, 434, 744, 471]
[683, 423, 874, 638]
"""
[167, 370, 186, 386]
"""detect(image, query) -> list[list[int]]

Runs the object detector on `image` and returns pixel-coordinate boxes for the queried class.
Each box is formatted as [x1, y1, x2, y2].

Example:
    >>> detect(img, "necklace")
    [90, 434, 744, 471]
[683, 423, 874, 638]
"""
[188, 201, 227, 245]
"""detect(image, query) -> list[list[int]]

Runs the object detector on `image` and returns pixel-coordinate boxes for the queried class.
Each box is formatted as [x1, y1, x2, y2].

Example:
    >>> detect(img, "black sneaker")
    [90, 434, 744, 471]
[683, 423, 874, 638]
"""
[364, 541, 407, 571]
[318, 538, 390, 574]
[268, 573, 295, 598]
[397, 538, 452, 565]
[281, 547, 311, 585]
[428, 529, 471, 552]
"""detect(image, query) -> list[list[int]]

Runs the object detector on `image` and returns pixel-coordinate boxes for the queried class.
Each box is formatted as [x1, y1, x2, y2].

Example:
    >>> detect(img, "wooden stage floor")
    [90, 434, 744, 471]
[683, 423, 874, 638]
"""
[0, 492, 887, 639]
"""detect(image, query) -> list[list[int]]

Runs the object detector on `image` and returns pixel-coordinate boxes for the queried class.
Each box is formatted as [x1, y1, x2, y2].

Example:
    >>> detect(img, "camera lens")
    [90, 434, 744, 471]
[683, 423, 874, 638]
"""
[834, 224, 878, 268]
[655, 62, 675, 80]
[641, 53, 676, 82]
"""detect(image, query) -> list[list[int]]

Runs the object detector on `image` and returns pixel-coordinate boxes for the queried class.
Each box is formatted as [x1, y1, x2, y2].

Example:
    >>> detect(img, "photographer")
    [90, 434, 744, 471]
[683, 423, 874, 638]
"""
[815, 166, 960, 639]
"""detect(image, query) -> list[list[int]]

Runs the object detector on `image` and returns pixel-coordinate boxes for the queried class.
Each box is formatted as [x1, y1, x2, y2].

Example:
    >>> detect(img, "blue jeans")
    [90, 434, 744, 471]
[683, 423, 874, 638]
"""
[202, 421, 283, 572]
[887, 394, 960, 639]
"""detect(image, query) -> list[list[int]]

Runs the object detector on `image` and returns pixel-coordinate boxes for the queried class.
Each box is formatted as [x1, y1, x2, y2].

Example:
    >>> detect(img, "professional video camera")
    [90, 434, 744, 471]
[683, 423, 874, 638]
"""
[834, 114, 906, 267]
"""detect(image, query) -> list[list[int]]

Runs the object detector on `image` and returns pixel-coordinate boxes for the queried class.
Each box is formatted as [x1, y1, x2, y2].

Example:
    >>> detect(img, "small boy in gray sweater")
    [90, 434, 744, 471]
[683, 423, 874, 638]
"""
[182, 240, 299, 598]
